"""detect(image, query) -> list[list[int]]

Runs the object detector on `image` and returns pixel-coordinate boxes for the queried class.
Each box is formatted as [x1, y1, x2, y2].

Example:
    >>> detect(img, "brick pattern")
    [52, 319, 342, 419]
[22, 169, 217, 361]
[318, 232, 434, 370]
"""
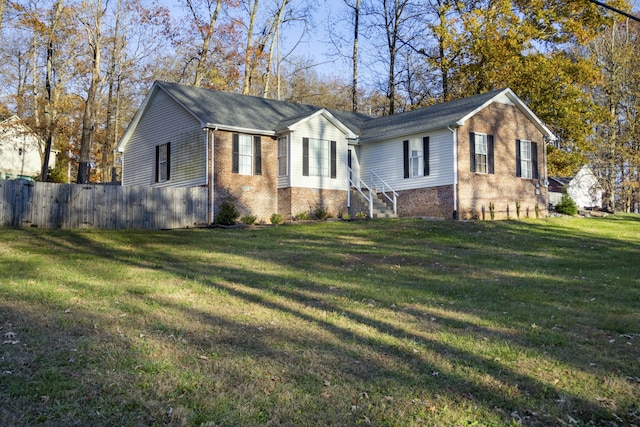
[456, 102, 548, 220]
[213, 130, 278, 223]
[279, 187, 348, 220]
[397, 185, 455, 218]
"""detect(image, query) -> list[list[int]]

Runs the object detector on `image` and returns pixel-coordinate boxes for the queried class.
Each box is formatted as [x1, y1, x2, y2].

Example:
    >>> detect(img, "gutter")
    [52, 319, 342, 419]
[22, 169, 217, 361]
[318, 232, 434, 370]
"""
[206, 126, 218, 224]
[205, 123, 276, 136]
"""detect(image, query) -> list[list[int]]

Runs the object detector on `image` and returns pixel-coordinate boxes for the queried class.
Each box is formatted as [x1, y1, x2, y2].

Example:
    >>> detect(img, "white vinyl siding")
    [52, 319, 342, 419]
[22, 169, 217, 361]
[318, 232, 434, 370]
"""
[121, 89, 207, 187]
[359, 128, 455, 191]
[286, 114, 348, 190]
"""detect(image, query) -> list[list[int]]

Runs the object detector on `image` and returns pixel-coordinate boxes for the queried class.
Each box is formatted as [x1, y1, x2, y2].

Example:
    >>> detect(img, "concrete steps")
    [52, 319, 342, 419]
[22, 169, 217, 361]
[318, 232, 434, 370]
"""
[349, 189, 398, 218]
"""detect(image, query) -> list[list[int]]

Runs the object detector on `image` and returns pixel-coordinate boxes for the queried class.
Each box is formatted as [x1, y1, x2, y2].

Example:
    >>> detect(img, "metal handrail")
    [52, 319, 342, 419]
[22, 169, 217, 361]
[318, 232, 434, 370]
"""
[370, 170, 398, 214]
[347, 166, 374, 218]
[347, 167, 398, 217]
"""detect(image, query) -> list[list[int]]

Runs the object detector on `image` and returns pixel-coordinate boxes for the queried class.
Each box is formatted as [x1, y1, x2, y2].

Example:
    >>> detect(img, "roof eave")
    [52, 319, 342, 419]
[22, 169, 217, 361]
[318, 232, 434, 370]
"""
[204, 123, 276, 136]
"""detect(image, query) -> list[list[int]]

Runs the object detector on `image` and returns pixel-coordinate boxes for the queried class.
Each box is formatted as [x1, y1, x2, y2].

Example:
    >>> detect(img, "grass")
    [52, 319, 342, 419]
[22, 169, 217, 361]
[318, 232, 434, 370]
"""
[0, 215, 638, 426]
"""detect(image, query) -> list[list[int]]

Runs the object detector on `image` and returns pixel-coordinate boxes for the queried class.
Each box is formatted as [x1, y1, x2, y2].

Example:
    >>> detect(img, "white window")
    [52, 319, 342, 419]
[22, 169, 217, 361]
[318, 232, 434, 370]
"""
[237, 134, 253, 175]
[410, 149, 423, 177]
[278, 136, 288, 176]
[520, 140, 532, 179]
[308, 138, 329, 177]
[156, 142, 170, 182]
[474, 133, 487, 174]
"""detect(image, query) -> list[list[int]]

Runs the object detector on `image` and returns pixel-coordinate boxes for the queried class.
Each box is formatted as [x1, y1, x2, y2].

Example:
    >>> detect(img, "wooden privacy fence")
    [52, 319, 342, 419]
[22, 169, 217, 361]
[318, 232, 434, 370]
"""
[0, 180, 208, 229]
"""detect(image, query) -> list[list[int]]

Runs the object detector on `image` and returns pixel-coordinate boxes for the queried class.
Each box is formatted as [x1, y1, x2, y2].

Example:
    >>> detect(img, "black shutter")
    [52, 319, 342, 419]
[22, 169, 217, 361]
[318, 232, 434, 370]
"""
[532, 141, 539, 179]
[254, 136, 262, 175]
[166, 142, 171, 181]
[330, 140, 337, 179]
[155, 145, 160, 182]
[403, 140, 410, 178]
[302, 137, 309, 176]
[487, 135, 494, 174]
[232, 134, 239, 173]
[469, 132, 476, 172]
[423, 136, 430, 176]
[515, 139, 522, 177]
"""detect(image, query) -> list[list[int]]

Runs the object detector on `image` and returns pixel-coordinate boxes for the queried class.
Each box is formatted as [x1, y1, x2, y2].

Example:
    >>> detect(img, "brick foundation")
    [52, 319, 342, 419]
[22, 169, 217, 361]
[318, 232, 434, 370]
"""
[279, 187, 348, 220]
[397, 185, 455, 218]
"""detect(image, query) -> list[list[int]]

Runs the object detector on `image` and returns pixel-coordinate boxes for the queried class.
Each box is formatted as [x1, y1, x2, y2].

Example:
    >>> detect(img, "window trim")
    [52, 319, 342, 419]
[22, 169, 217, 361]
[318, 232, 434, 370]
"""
[232, 133, 262, 176]
[302, 137, 336, 179]
[516, 139, 538, 179]
[403, 137, 430, 179]
[469, 132, 494, 174]
[155, 142, 170, 183]
[277, 136, 288, 176]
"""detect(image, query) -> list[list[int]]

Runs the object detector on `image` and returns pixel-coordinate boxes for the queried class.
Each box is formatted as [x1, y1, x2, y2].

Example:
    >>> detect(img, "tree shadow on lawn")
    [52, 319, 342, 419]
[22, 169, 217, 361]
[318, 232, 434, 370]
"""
[6, 222, 640, 425]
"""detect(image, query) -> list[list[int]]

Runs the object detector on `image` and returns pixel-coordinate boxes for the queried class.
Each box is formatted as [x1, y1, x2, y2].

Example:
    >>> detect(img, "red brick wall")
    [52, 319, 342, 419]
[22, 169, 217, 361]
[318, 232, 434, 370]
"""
[456, 102, 548, 220]
[213, 130, 278, 223]
[213, 130, 348, 223]
[279, 187, 348, 220]
[397, 185, 455, 218]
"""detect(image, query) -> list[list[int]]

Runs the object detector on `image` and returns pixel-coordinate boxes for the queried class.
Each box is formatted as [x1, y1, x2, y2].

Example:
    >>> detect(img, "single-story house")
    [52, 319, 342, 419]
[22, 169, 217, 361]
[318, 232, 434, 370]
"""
[117, 81, 556, 222]
[549, 165, 604, 210]
[0, 115, 56, 181]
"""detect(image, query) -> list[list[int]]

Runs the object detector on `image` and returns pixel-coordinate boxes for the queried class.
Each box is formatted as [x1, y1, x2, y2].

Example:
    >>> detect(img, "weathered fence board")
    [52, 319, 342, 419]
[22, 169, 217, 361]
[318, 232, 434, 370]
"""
[0, 180, 208, 229]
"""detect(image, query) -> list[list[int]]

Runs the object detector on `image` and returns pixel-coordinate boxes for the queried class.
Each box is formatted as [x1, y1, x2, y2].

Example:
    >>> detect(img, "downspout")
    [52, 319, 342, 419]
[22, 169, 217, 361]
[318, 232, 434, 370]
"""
[448, 125, 458, 220]
[206, 126, 217, 225]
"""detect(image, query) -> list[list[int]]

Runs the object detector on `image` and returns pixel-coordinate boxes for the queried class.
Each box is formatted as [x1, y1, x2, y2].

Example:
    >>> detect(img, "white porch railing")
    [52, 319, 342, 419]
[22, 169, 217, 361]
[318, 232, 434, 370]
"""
[347, 167, 398, 218]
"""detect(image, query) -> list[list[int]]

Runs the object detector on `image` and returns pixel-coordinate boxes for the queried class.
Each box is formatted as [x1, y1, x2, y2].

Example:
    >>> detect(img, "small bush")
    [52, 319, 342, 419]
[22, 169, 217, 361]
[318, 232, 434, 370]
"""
[535, 203, 540, 218]
[215, 200, 240, 225]
[342, 213, 351, 220]
[270, 213, 283, 225]
[295, 211, 311, 220]
[489, 202, 495, 220]
[555, 191, 578, 215]
[313, 205, 330, 220]
[240, 215, 257, 225]
[355, 211, 367, 219]
[516, 201, 521, 219]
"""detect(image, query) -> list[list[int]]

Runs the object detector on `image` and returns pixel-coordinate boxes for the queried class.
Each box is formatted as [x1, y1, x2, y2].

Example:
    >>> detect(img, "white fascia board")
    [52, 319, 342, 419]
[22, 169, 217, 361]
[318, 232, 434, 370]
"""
[287, 109, 358, 139]
[455, 88, 557, 141]
[204, 123, 276, 136]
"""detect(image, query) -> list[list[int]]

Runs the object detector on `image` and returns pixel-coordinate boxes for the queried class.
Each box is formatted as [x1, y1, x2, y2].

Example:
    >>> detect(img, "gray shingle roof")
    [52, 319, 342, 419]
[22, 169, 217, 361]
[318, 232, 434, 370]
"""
[149, 82, 552, 144]
[156, 81, 371, 135]
[358, 89, 506, 143]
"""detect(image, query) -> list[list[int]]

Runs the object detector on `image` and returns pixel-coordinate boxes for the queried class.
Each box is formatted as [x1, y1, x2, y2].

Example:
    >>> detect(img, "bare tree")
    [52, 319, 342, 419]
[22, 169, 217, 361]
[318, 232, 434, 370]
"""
[77, 0, 105, 183]
[41, 0, 63, 182]
[186, 0, 223, 87]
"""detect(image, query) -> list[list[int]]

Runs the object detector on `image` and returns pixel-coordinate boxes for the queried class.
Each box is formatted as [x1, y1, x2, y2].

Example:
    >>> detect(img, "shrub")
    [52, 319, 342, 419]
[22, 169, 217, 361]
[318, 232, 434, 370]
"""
[342, 213, 351, 220]
[489, 202, 495, 220]
[355, 211, 367, 219]
[555, 191, 578, 216]
[215, 200, 240, 225]
[313, 205, 330, 220]
[535, 203, 540, 218]
[516, 201, 521, 219]
[270, 213, 283, 225]
[295, 211, 311, 220]
[240, 215, 257, 225]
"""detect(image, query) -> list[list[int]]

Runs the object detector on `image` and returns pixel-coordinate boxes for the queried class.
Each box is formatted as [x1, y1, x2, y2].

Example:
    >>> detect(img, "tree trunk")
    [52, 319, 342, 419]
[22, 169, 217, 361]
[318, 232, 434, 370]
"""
[188, 0, 223, 87]
[41, 0, 63, 182]
[77, 0, 103, 184]
[352, 0, 360, 112]
[242, 0, 259, 95]
[102, 0, 121, 182]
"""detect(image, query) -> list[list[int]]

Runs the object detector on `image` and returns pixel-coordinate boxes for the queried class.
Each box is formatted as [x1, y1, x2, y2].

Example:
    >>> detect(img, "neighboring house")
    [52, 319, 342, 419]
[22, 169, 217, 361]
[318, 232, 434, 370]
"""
[117, 81, 556, 222]
[0, 115, 55, 181]
[549, 165, 604, 210]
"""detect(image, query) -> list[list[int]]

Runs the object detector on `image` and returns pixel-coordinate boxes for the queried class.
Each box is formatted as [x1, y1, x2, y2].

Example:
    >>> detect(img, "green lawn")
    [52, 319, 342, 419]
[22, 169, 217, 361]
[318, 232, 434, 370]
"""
[0, 216, 639, 426]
